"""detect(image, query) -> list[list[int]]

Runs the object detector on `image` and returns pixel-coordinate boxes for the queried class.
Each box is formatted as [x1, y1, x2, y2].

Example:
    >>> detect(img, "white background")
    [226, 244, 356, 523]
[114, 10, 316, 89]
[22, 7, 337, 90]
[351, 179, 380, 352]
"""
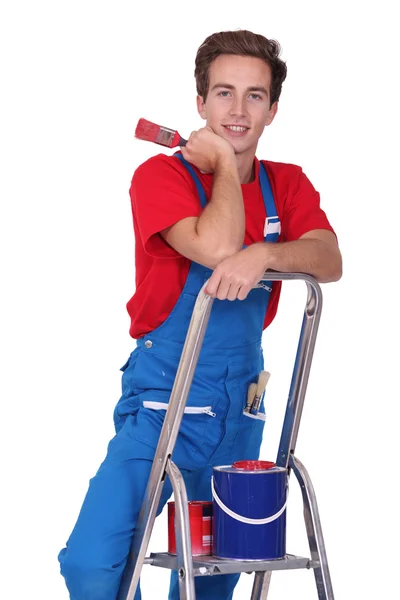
[1, 1, 399, 599]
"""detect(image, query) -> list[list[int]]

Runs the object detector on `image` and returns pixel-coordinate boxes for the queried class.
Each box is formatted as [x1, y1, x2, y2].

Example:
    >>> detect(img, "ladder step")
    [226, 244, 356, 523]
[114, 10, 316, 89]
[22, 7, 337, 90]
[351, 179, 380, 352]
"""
[147, 553, 316, 576]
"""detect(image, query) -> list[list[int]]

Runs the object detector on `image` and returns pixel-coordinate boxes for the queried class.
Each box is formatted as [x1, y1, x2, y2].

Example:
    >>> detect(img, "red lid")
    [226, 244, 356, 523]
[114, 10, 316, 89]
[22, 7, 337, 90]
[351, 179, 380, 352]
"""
[233, 460, 276, 471]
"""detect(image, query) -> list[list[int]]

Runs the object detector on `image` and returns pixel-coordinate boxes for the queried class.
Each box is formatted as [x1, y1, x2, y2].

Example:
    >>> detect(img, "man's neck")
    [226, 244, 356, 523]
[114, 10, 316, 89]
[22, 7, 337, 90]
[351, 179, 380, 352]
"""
[235, 149, 257, 184]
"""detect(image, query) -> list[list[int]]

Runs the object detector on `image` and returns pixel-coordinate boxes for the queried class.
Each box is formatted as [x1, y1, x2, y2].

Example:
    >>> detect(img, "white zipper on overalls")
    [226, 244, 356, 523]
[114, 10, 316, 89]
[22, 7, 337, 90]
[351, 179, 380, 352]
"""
[256, 282, 273, 293]
[142, 400, 216, 417]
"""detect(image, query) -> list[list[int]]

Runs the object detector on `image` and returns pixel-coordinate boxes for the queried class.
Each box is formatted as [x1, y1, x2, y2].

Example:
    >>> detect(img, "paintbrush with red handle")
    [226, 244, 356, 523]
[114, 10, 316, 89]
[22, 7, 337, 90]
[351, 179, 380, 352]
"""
[135, 118, 187, 148]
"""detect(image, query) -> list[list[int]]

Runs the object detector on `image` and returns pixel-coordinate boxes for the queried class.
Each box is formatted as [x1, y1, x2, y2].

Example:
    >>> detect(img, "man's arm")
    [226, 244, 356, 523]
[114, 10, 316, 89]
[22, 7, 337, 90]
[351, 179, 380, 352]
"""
[205, 229, 342, 301]
[264, 229, 342, 283]
[160, 127, 244, 269]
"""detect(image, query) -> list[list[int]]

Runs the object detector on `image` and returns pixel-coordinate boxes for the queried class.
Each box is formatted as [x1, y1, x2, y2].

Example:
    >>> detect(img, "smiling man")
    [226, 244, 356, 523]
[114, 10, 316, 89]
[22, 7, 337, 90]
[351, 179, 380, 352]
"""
[58, 30, 342, 600]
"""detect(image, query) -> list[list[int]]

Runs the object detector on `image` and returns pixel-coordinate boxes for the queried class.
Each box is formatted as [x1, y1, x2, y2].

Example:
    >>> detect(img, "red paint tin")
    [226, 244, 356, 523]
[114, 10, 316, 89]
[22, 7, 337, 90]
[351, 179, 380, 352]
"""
[168, 501, 213, 556]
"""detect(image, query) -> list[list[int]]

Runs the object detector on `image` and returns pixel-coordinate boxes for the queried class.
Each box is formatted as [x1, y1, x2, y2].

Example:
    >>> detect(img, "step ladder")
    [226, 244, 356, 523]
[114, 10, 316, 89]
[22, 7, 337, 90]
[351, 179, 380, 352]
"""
[116, 272, 335, 600]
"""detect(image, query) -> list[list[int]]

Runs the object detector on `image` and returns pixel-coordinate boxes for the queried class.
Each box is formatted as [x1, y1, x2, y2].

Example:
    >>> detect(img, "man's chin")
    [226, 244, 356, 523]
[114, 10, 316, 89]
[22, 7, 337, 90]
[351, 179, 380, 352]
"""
[215, 128, 257, 155]
[230, 140, 255, 156]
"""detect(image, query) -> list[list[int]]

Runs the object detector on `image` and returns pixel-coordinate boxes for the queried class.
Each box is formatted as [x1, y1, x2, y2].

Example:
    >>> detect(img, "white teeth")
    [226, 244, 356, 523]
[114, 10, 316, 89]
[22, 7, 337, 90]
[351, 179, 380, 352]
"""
[226, 125, 247, 132]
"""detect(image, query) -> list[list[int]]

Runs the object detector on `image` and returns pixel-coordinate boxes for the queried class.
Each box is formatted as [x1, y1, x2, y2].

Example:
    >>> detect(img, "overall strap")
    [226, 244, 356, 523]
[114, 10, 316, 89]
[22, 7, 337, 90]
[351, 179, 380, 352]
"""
[176, 154, 207, 209]
[259, 162, 281, 243]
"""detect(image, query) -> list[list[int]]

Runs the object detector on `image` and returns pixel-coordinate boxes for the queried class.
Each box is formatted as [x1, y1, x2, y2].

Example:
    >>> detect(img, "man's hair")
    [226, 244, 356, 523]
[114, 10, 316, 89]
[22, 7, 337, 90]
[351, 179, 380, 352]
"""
[195, 30, 287, 106]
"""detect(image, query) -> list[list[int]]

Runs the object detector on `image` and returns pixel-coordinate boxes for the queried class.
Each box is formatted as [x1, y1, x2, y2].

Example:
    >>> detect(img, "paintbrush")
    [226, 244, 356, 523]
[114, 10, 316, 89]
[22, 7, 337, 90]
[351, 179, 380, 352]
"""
[135, 118, 187, 148]
[250, 371, 271, 416]
[244, 382, 258, 413]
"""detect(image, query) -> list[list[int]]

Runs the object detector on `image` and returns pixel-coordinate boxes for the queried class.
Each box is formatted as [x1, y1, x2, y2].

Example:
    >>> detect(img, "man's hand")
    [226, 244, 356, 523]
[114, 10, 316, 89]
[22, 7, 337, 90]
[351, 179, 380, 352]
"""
[181, 126, 235, 173]
[205, 231, 343, 297]
[205, 243, 268, 301]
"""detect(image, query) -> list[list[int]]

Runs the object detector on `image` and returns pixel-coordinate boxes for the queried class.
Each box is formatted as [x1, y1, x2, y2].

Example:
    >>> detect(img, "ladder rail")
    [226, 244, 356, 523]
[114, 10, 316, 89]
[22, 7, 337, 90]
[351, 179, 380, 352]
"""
[290, 455, 335, 600]
[274, 275, 323, 468]
[117, 285, 214, 600]
[251, 571, 272, 600]
[166, 460, 196, 600]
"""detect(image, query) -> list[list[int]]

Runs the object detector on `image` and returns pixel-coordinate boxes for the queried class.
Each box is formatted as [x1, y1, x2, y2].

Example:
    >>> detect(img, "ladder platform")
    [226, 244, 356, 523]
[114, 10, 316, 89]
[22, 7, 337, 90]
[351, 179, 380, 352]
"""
[145, 552, 316, 576]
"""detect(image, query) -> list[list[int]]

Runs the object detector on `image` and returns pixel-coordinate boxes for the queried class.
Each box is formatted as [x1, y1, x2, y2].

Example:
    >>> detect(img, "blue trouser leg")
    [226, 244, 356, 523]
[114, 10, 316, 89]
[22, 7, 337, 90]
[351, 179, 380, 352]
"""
[58, 423, 243, 600]
[58, 415, 173, 600]
[58, 435, 241, 600]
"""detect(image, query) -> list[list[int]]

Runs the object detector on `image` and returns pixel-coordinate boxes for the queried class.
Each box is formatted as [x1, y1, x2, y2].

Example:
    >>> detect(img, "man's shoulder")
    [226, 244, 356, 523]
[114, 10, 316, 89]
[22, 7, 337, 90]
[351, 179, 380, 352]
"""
[260, 159, 303, 179]
[133, 152, 187, 181]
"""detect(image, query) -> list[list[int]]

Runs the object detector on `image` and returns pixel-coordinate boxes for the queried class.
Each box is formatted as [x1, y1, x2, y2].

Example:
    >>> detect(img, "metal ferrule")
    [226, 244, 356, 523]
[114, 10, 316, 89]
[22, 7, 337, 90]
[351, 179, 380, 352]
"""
[156, 126, 176, 147]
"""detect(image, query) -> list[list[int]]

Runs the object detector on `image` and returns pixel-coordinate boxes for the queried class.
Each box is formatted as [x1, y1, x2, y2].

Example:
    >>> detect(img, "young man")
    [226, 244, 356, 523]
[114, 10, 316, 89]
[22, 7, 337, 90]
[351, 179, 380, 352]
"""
[58, 30, 342, 600]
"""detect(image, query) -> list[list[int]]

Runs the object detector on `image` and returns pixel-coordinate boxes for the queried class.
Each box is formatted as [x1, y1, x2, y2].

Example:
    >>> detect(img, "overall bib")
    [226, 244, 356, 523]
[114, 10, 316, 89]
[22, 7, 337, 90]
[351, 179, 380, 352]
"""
[58, 156, 280, 600]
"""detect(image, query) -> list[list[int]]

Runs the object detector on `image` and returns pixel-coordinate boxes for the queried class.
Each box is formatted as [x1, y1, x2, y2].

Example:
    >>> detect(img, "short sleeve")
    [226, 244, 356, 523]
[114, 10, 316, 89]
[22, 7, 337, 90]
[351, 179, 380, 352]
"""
[130, 154, 203, 258]
[281, 168, 335, 241]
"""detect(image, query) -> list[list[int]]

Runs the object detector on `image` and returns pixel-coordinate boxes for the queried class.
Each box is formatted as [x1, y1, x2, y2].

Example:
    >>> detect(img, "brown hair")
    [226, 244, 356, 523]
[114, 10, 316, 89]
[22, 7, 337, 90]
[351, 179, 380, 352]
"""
[195, 30, 287, 106]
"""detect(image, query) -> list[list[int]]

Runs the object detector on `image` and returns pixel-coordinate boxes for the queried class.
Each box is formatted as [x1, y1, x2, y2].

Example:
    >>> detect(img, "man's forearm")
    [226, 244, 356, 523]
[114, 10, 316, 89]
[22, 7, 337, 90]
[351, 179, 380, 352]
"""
[196, 155, 245, 261]
[262, 238, 342, 283]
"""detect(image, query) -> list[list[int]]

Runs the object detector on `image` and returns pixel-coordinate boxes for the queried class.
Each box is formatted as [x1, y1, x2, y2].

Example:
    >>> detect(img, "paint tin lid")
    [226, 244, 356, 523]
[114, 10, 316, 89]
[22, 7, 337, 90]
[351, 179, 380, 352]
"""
[213, 463, 286, 474]
[232, 460, 276, 470]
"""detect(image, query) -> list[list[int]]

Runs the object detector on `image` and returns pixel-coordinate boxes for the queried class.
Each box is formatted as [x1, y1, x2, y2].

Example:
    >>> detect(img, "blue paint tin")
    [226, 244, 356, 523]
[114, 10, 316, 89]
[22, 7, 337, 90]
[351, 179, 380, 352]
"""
[212, 460, 287, 560]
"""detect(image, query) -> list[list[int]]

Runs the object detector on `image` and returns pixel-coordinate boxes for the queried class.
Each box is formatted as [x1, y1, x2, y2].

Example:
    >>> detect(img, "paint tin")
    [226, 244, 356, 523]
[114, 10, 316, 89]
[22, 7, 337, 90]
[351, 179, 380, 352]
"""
[168, 501, 213, 556]
[212, 460, 287, 560]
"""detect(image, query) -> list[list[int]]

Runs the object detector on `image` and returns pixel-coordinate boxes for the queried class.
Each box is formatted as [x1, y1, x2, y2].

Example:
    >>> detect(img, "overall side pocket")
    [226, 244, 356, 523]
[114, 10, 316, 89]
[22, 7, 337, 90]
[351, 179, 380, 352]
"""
[114, 350, 142, 431]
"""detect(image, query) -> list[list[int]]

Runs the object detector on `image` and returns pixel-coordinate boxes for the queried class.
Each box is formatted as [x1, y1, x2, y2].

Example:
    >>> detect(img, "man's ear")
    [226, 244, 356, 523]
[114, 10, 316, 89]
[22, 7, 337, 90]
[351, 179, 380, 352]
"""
[266, 102, 278, 126]
[197, 95, 207, 120]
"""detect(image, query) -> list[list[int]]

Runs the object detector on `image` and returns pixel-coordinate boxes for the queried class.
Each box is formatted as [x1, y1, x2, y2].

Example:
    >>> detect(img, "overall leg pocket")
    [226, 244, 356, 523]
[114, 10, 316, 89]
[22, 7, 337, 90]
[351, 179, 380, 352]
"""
[113, 350, 143, 432]
[175, 399, 226, 468]
[177, 362, 230, 468]
[135, 394, 228, 470]
[133, 359, 231, 470]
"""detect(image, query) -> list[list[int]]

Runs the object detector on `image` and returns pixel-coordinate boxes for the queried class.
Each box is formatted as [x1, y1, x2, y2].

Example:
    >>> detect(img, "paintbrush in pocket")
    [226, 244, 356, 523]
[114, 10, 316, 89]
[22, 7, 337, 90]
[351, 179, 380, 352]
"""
[250, 371, 271, 416]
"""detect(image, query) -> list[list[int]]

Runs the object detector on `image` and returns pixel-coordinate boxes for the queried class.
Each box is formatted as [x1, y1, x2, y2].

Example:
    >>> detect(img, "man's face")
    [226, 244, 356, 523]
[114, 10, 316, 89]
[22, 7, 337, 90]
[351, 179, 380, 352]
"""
[197, 54, 278, 156]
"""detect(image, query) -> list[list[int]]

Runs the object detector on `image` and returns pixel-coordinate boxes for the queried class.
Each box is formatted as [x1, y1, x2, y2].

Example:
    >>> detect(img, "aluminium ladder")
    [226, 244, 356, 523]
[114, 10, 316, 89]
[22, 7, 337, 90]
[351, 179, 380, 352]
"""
[117, 272, 335, 600]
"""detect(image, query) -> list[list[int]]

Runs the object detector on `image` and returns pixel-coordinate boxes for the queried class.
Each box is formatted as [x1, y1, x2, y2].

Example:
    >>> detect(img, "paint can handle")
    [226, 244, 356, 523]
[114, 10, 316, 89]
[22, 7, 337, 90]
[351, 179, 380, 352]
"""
[211, 477, 288, 525]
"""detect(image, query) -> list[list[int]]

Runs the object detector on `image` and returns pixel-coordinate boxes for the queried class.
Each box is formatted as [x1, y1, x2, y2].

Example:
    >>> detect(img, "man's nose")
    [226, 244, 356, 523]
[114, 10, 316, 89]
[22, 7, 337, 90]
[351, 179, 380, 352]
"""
[229, 96, 247, 117]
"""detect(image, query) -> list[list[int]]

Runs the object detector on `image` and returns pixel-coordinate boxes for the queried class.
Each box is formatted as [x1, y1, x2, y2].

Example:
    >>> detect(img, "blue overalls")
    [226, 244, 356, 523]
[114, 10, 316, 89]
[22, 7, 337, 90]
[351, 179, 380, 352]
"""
[58, 155, 280, 600]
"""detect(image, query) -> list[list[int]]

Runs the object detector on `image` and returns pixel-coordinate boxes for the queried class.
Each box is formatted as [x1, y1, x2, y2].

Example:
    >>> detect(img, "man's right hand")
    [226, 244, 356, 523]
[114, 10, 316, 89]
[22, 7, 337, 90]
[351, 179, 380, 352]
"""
[162, 125, 244, 270]
[180, 126, 235, 173]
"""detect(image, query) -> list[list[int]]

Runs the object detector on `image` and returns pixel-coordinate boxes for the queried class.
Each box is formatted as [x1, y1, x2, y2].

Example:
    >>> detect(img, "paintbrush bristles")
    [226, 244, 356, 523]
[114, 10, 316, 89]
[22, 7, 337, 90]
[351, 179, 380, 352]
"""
[256, 371, 270, 396]
[249, 370, 271, 416]
[135, 118, 160, 141]
[135, 118, 177, 147]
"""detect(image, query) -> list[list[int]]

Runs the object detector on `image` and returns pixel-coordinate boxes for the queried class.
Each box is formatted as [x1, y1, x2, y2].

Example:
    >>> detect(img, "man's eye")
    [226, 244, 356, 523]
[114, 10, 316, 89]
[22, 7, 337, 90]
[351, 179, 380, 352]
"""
[249, 93, 262, 100]
[218, 91, 231, 97]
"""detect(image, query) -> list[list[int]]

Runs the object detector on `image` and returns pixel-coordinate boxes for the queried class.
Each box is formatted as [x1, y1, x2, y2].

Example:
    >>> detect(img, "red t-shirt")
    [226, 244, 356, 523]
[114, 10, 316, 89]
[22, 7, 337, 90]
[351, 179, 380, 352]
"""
[127, 152, 335, 339]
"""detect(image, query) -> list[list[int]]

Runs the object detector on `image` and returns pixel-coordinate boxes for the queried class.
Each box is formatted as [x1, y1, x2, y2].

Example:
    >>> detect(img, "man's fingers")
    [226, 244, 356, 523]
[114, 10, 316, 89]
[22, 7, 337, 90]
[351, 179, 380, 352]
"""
[237, 284, 252, 301]
[227, 283, 241, 301]
[206, 271, 234, 300]
[216, 278, 231, 300]
[205, 271, 220, 297]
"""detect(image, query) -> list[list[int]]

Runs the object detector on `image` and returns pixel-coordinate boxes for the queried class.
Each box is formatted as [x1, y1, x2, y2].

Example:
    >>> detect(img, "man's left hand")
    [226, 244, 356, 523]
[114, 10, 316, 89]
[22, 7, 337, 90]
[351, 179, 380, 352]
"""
[205, 243, 268, 301]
